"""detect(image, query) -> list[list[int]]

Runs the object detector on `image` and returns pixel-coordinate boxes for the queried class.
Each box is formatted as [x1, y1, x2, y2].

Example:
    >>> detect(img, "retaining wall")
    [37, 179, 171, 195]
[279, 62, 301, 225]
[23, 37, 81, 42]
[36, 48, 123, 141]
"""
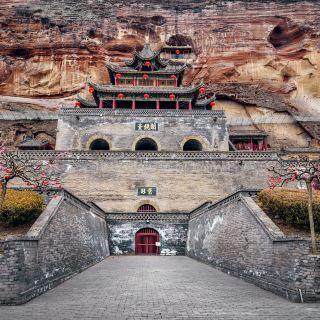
[0, 189, 109, 305]
[186, 190, 320, 302]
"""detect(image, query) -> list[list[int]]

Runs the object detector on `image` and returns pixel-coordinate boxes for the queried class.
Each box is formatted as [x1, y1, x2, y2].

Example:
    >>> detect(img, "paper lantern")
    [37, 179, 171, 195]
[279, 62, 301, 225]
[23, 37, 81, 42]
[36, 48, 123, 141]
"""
[115, 73, 121, 79]
[170, 75, 177, 80]
[144, 93, 150, 100]
[210, 101, 216, 107]
[88, 87, 94, 93]
[169, 93, 175, 101]
[143, 74, 149, 80]
[117, 93, 124, 99]
[145, 61, 151, 67]
[75, 101, 81, 107]
[175, 49, 180, 55]
[199, 87, 206, 94]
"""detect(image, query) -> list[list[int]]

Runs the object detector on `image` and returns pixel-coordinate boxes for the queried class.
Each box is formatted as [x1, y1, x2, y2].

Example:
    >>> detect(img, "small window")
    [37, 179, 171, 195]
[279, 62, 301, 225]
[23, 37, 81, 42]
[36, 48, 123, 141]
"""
[183, 139, 202, 151]
[90, 139, 110, 150]
[137, 204, 157, 213]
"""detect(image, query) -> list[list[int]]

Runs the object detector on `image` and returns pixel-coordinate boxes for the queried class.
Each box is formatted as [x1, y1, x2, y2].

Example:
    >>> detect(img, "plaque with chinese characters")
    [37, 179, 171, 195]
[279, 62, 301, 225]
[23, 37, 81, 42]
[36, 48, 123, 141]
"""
[135, 122, 158, 131]
[137, 187, 157, 196]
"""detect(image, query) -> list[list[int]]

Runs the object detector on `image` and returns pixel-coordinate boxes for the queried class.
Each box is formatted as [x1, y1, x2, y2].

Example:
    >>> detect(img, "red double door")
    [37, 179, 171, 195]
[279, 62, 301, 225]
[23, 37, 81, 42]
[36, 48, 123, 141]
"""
[135, 228, 160, 255]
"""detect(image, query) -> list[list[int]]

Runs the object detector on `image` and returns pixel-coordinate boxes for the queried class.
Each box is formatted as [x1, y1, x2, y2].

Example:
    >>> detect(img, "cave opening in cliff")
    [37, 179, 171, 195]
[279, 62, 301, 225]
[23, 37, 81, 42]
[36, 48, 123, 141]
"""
[10, 48, 31, 59]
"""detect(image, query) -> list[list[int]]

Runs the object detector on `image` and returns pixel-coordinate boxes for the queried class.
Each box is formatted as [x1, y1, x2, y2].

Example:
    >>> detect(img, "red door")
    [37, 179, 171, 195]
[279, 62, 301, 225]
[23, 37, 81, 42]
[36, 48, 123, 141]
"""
[135, 228, 160, 255]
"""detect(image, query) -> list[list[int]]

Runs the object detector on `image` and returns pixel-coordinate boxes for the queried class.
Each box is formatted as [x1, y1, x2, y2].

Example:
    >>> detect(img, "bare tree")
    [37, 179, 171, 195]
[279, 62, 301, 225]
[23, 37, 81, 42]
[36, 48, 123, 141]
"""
[269, 155, 320, 255]
[0, 144, 61, 210]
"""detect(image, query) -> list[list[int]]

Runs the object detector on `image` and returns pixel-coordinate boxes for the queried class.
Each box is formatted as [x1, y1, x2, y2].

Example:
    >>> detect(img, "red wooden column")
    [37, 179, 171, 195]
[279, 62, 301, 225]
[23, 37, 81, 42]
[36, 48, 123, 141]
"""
[176, 100, 179, 110]
[112, 98, 116, 110]
[99, 99, 104, 109]
[132, 99, 136, 110]
[188, 100, 192, 110]
[156, 100, 160, 110]
[175, 79, 178, 87]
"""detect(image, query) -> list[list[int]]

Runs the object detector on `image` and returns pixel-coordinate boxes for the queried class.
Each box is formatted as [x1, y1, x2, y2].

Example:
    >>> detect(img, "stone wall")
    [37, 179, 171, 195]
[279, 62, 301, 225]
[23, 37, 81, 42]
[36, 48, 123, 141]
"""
[56, 109, 229, 151]
[107, 212, 189, 255]
[186, 190, 320, 302]
[0, 189, 109, 305]
[15, 150, 278, 212]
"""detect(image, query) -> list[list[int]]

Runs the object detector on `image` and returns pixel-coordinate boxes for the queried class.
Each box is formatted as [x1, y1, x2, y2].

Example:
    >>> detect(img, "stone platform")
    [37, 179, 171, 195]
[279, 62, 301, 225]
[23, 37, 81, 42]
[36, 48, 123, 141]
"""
[1, 256, 319, 320]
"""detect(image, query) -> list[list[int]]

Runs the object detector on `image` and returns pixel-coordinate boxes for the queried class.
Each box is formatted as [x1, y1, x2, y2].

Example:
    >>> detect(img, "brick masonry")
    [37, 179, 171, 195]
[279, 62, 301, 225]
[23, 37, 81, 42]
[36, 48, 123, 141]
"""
[186, 190, 320, 302]
[56, 109, 229, 152]
[0, 189, 109, 305]
[107, 213, 189, 255]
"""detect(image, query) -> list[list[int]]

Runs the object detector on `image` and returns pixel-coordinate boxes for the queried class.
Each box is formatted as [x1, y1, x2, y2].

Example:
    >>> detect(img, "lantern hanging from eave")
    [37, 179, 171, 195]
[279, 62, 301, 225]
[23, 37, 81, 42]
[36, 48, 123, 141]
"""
[143, 74, 149, 80]
[199, 87, 206, 94]
[145, 61, 151, 67]
[115, 73, 121, 79]
[144, 93, 150, 100]
[117, 93, 124, 99]
[75, 101, 81, 107]
[175, 49, 180, 55]
[88, 87, 94, 93]
[169, 93, 175, 101]
[170, 75, 177, 80]
[210, 101, 216, 107]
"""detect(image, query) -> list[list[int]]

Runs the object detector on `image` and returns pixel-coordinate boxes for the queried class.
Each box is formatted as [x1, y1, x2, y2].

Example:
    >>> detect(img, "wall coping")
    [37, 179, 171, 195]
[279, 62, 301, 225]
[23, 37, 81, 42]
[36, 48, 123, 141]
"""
[12, 150, 280, 161]
[1, 188, 106, 243]
[189, 189, 319, 245]
[106, 212, 190, 221]
[60, 108, 226, 118]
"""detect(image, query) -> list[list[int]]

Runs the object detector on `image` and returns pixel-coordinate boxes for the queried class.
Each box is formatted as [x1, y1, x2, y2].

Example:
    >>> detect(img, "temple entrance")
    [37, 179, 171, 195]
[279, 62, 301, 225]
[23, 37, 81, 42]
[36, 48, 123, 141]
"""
[135, 228, 160, 255]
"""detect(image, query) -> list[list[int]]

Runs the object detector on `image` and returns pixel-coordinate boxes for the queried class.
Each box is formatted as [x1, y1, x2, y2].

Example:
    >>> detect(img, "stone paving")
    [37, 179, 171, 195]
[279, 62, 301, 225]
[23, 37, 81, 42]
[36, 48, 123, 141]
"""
[1, 256, 320, 320]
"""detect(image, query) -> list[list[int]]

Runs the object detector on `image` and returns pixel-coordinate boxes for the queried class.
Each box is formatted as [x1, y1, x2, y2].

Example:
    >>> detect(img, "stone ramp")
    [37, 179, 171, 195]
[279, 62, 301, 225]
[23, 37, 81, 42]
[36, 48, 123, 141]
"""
[1, 256, 320, 320]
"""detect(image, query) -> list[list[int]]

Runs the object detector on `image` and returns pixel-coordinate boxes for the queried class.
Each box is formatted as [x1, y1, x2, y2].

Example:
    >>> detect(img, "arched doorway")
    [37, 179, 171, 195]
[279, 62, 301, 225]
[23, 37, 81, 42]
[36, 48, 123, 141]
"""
[137, 204, 157, 213]
[183, 139, 202, 151]
[135, 228, 160, 255]
[135, 138, 158, 151]
[89, 139, 110, 150]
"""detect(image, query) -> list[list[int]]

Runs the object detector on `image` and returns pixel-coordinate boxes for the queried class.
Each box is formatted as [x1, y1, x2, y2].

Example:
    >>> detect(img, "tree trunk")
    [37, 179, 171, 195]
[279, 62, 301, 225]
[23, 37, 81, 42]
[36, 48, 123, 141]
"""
[307, 182, 318, 255]
[0, 181, 7, 210]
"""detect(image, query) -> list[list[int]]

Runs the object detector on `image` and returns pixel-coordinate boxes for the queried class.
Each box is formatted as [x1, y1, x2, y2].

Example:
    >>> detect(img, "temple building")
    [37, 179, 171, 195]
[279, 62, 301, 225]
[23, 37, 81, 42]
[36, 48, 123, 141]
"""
[76, 40, 215, 111]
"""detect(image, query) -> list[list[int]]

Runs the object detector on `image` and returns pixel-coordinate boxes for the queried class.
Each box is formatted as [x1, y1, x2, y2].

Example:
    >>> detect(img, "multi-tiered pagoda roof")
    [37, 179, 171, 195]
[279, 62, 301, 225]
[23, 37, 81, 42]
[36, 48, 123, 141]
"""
[76, 41, 216, 110]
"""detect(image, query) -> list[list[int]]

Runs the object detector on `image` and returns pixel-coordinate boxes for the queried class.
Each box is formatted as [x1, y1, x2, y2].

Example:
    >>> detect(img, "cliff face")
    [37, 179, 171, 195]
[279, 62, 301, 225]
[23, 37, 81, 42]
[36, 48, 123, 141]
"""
[0, 0, 319, 113]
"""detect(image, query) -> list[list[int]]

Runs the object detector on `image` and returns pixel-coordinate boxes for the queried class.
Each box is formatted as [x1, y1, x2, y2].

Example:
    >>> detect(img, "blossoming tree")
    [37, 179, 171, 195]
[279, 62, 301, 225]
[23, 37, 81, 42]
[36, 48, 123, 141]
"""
[0, 144, 62, 210]
[269, 155, 320, 254]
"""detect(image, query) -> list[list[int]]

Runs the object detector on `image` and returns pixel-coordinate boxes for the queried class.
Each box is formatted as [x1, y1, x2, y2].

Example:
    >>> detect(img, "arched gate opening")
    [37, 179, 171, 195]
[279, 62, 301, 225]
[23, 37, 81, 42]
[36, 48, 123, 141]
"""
[135, 228, 159, 255]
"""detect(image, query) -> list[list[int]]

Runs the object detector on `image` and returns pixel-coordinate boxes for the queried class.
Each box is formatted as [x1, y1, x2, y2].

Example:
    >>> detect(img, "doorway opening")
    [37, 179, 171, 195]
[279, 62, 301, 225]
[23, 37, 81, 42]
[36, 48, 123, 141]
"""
[135, 228, 159, 255]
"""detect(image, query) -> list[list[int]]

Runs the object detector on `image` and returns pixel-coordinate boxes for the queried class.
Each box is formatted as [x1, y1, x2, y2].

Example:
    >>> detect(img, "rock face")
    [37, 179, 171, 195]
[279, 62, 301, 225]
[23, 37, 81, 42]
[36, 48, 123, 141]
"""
[0, 0, 319, 110]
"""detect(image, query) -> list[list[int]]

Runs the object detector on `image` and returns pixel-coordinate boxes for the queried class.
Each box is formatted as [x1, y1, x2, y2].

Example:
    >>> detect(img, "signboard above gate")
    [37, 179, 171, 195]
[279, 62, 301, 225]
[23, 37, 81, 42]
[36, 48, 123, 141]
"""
[135, 122, 158, 131]
[137, 187, 157, 196]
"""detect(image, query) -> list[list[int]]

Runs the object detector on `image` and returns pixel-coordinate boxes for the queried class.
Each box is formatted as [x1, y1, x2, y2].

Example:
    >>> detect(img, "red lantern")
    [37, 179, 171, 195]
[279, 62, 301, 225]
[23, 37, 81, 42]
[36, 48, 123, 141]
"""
[144, 93, 150, 100]
[143, 74, 149, 80]
[145, 61, 151, 67]
[175, 49, 180, 55]
[199, 87, 206, 94]
[4, 175, 10, 180]
[117, 93, 124, 99]
[43, 181, 48, 186]
[75, 101, 81, 107]
[88, 87, 94, 93]
[210, 101, 216, 107]
[169, 93, 175, 101]
[33, 185, 37, 189]
[115, 73, 121, 79]
[170, 75, 177, 80]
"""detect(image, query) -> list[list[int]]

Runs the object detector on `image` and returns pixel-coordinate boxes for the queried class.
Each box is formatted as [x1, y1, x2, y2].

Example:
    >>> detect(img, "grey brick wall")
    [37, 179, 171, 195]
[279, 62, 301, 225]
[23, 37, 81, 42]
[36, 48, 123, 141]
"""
[0, 189, 109, 305]
[107, 214, 189, 255]
[186, 191, 320, 302]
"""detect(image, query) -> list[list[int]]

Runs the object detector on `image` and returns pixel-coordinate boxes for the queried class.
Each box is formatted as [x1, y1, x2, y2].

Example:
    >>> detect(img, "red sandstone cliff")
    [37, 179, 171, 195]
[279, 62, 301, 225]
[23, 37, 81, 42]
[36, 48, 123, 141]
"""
[0, 0, 319, 115]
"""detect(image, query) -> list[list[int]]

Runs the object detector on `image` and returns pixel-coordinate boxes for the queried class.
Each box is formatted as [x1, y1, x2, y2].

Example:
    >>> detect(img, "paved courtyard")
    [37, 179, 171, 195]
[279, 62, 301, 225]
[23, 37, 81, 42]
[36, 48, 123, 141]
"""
[1, 256, 320, 320]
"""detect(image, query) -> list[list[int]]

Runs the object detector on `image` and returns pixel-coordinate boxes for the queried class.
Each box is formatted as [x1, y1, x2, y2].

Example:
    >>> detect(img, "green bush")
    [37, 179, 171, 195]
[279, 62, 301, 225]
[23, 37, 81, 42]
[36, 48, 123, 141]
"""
[257, 188, 320, 232]
[0, 190, 44, 227]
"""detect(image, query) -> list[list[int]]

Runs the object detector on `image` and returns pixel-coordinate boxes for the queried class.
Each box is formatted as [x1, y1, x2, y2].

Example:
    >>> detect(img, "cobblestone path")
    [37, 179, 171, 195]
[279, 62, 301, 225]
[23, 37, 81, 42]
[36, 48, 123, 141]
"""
[1, 256, 320, 320]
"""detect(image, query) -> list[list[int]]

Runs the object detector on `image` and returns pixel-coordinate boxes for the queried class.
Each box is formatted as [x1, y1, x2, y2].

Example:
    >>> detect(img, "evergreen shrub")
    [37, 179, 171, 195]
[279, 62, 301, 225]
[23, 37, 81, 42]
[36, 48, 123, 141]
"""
[257, 188, 320, 232]
[0, 190, 44, 227]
